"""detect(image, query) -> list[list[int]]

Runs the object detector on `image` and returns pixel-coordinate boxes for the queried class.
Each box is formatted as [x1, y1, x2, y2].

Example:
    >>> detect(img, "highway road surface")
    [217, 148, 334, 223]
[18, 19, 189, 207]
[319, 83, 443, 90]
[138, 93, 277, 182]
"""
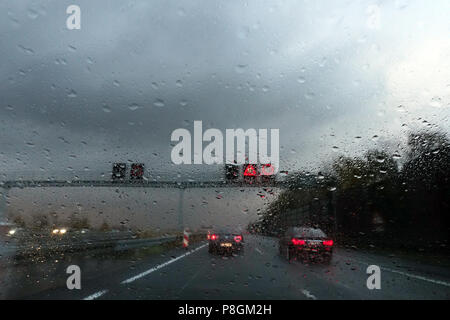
[1, 235, 449, 300]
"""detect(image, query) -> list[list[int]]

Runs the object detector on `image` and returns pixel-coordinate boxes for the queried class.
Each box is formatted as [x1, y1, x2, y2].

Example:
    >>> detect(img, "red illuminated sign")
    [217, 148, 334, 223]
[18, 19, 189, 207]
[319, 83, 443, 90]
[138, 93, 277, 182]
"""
[260, 164, 274, 176]
[243, 164, 257, 176]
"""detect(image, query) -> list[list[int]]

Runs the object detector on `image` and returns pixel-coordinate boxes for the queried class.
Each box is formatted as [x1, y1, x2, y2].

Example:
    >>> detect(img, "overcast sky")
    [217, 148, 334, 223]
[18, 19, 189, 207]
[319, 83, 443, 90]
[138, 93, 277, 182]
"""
[1, 0, 449, 181]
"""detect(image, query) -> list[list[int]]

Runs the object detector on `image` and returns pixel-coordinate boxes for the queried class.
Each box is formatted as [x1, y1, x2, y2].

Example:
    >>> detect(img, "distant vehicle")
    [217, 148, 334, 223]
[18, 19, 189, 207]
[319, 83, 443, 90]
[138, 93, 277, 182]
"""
[51, 227, 68, 235]
[208, 229, 244, 255]
[279, 227, 333, 263]
[0, 222, 21, 240]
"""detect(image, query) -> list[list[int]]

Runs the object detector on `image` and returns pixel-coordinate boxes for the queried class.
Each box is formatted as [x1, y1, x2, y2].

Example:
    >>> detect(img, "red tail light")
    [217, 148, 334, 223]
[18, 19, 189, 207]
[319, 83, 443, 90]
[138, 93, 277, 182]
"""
[210, 234, 218, 240]
[291, 238, 306, 245]
[206, 234, 211, 240]
[234, 235, 242, 243]
[323, 240, 334, 246]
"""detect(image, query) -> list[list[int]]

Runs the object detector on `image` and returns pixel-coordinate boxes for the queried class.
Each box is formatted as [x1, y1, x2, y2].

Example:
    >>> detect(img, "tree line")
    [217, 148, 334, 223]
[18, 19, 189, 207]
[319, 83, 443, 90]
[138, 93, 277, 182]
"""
[251, 129, 449, 251]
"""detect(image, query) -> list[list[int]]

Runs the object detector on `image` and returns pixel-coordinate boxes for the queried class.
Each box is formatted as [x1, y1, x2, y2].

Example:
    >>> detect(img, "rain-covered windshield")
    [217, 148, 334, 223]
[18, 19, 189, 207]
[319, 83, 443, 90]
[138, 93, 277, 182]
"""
[0, 0, 449, 302]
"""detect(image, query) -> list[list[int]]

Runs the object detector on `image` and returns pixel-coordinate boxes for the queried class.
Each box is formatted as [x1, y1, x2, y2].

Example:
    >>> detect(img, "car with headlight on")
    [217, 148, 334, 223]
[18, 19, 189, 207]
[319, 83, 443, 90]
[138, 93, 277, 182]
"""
[51, 228, 68, 236]
[208, 229, 244, 255]
[279, 227, 333, 263]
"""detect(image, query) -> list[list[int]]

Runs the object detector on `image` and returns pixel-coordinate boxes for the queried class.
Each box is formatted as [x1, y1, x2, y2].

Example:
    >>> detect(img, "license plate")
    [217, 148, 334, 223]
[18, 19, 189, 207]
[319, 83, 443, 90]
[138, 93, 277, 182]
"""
[220, 243, 232, 247]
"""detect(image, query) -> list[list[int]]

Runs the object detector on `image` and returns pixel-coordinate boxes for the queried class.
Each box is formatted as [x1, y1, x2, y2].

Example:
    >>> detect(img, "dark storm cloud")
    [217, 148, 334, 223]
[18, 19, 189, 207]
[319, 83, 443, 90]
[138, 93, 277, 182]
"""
[1, 0, 449, 180]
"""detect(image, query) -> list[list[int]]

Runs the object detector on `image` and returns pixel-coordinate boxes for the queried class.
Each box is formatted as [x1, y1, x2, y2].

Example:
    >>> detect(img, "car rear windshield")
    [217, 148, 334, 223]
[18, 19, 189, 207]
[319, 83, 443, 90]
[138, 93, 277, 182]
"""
[293, 228, 327, 239]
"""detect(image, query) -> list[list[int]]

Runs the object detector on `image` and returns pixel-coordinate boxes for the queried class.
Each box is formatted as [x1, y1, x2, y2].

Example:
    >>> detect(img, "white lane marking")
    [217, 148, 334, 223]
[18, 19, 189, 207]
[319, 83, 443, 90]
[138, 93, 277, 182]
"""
[301, 289, 317, 300]
[380, 266, 450, 287]
[83, 290, 108, 300]
[81, 243, 208, 300]
[348, 257, 450, 287]
[255, 247, 263, 255]
[121, 243, 208, 284]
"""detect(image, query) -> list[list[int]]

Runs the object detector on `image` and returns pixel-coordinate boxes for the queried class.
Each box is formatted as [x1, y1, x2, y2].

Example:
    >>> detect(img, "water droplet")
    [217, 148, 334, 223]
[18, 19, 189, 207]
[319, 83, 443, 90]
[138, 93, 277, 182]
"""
[397, 105, 406, 113]
[18, 45, 34, 55]
[430, 97, 442, 108]
[102, 104, 111, 113]
[235, 65, 247, 74]
[237, 27, 250, 39]
[304, 92, 315, 100]
[128, 103, 141, 111]
[27, 9, 39, 19]
[376, 156, 385, 163]
[153, 99, 165, 108]
[67, 90, 77, 98]
[319, 57, 327, 67]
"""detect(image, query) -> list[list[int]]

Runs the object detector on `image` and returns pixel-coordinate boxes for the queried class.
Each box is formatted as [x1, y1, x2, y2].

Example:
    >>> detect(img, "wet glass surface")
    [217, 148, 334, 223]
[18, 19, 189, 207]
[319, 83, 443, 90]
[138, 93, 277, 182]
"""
[0, 0, 449, 300]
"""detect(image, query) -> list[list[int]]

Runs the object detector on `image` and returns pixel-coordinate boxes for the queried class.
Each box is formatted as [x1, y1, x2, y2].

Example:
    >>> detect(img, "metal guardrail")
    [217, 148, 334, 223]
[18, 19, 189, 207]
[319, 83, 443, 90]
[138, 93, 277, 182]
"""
[11, 231, 206, 258]
[114, 236, 178, 251]
[1, 180, 286, 189]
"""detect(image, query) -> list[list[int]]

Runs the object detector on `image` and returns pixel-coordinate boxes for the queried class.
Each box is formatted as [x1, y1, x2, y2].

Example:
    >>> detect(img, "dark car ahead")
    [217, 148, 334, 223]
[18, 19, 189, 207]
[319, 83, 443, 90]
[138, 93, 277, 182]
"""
[279, 227, 333, 263]
[208, 230, 244, 255]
